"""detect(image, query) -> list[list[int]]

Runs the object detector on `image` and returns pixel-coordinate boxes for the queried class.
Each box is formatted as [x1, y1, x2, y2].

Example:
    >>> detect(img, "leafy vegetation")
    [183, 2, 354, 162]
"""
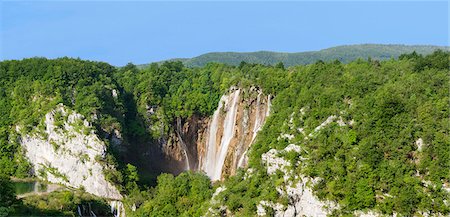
[0, 57, 125, 178]
[230, 50, 450, 216]
[121, 50, 449, 216]
[12, 190, 112, 216]
[0, 175, 18, 217]
[139, 44, 449, 68]
[0, 50, 448, 216]
[0, 176, 112, 216]
[114, 61, 225, 139]
[131, 172, 213, 217]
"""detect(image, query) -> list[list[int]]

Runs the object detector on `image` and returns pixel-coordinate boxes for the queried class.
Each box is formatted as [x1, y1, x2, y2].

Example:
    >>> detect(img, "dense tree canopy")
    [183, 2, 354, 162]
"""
[0, 175, 18, 216]
[0, 50, 448, 216]
[132, 172, 213, 217]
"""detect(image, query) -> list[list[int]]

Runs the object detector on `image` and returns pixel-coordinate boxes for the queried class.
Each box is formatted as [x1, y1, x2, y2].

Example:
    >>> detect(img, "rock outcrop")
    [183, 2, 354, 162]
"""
[200, 87, 271, 180]
[157, 87, 271, 180]
[19, 104, 122, 200]
[259, 144, 337, 217]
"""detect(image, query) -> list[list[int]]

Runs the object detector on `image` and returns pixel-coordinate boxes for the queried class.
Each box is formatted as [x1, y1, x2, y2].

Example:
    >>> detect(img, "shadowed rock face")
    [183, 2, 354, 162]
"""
[19, 87, 270, 199]
[202, 87, 271, 180]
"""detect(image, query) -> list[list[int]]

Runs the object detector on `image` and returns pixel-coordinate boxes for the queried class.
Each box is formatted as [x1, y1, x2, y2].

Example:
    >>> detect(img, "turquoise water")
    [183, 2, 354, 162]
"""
[14, 181, 48, 195]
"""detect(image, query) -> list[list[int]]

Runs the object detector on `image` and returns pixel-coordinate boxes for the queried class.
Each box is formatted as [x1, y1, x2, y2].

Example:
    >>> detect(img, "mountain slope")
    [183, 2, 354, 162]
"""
[131, 50, 450, 216]
[1, 50, 449, 217]
[141, 44, 449, 67]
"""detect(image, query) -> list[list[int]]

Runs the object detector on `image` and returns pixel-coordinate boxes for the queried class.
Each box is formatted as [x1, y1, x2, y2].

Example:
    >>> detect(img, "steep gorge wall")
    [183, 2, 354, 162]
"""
[163, 87, 271, 180]
[163, 114, 209, 173]
[201, 87, 271, 180]
[16, 87, 271, 201]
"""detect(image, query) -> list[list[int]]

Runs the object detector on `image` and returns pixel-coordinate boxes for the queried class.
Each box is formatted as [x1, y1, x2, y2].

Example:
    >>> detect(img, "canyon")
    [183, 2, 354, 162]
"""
[17, 87, 272, 216]
[162, 87, 271, 180]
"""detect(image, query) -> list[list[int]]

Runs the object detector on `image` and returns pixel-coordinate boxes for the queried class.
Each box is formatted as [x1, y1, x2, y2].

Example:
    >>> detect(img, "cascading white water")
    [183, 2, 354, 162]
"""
[203, 95, 225, 177]
[214, 90, 240, 180]
[202, 88, 271, 180]
[182, 149, 190, 170]
[176, 118, 191, 170]
[204, 89, 241, 181]
[109, 200, 125, 217]
[252, 92, 262, 142]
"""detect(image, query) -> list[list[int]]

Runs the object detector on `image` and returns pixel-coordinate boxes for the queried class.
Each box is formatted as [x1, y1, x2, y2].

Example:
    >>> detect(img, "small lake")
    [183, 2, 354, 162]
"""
[14, 181, 47, 195]
[13, 181, 63, 196]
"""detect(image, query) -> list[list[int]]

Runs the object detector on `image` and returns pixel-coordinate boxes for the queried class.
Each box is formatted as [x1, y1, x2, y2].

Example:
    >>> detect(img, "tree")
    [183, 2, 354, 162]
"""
[0, 176, 17, 216]
[275, 62, 285, 70]
[125, 163, 140, 191]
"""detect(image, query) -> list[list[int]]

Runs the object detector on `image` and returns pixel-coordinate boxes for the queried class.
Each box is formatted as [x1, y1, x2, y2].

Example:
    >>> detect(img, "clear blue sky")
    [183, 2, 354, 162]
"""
[1, 1, 448, 66]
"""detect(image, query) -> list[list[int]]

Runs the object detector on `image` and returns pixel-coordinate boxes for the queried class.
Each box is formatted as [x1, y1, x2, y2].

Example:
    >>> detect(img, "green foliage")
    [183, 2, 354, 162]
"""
[139, 44, 449, 68]
[1, 51, 449, 216]
[124, 164, 140, 192]
[0, 57, 126, 177]
[218, 169, 281, 216]
[0, 176, 18, 217]
[114, 61, 224, 138]
[45, 166, 69, 183]
[132, 172, 213, 217]
[10, 190, 112, 216]
[243, 50, 450, 215]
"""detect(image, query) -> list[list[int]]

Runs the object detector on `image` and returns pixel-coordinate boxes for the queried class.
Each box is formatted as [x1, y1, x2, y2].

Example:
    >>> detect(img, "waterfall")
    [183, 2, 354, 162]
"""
[214, 89, 240, 180]
[77, 203, 98, 217]
[34, 181, 39, 193]
[176, 117, 190, 170]
[252, 92, 262, 142]
[109, 200, 125, 217]
[237, 150, 247, 169]
[203, 94, 225, 176]
[182, 149, 190, 170]
[202, 88, 271, 180]
[204, 89, 241, 181]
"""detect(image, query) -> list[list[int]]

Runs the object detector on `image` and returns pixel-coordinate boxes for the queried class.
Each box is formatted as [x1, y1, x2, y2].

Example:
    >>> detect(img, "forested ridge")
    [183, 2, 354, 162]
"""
[140, 44, 449, 68]
[0, 50, 449, 216]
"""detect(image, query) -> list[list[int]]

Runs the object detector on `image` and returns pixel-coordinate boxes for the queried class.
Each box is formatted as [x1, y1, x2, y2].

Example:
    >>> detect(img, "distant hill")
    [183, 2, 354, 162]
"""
[139, 44, 449, 68]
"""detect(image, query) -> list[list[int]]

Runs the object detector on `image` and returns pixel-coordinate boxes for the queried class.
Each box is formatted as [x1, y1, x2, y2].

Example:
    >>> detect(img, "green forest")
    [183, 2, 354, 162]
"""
[0, 50, 449, 216]
[141, 44, 449, 68]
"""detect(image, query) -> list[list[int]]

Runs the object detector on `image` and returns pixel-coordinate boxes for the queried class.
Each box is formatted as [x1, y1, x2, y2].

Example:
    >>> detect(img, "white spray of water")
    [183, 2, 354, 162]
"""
[237, 150, 248, 169]
[203, 89, 272, 180]
[109, 201, 125, 217]
[251, 92, 262, 142]
[204, 89, 241, 181]
[176, 118, 190, 170]
[203, 95, 225, 176]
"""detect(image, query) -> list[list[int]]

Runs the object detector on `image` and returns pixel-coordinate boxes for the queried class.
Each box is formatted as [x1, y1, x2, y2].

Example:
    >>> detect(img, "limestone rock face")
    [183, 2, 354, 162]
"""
[200, 87, 271, 180]
[165, 87, 271, 180]
[20, 105, 122, 200]
[259, 144, 336, 217]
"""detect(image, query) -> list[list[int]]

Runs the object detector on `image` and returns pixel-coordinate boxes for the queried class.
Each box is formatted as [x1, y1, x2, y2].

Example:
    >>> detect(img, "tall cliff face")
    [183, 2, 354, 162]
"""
[18, 105, 122, 200]
[200, 87, 271, 180]
[165, 87, 271, 180]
